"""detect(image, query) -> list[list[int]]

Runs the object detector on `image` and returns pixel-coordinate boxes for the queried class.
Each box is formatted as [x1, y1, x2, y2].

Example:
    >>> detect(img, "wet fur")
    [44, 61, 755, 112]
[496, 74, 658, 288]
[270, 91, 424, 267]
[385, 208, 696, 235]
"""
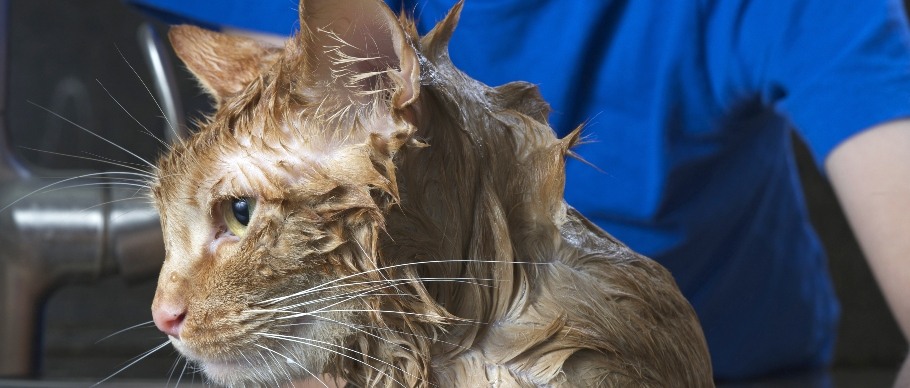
[151, 0, 714, 386]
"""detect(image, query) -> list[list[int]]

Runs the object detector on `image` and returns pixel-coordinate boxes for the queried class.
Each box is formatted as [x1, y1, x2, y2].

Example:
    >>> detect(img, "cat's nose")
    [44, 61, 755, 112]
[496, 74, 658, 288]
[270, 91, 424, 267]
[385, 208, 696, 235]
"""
[152, 301, 187, 339]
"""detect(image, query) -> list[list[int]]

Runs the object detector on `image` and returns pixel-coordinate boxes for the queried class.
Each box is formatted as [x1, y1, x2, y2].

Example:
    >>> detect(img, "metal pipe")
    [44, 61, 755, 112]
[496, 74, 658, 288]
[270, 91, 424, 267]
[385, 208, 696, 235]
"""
[0, 182, 105, 376]
[138, 22, 187, 143]
[0, 7, 172, 378]
[0, 178, 166, 377]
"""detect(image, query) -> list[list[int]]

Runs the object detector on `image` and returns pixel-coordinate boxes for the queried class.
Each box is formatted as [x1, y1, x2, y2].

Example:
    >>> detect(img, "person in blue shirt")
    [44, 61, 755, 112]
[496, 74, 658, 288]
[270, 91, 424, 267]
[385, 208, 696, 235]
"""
[128, 0, 910, 383]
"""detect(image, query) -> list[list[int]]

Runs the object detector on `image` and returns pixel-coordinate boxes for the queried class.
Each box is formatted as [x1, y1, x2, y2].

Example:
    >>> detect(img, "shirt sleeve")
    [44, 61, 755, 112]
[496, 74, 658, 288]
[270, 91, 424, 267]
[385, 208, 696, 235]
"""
[756, 0, 910, 167]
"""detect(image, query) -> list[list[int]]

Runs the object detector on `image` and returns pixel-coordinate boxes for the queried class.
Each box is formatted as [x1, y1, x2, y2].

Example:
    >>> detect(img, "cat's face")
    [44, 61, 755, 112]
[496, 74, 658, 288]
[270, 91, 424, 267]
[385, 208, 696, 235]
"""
[152, 128, 375, 384]
[150, 0, 421, 384]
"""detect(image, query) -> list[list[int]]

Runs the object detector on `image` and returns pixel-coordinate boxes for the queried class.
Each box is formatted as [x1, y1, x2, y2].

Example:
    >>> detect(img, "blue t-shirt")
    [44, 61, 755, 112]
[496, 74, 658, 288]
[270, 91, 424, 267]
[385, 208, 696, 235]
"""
[128, 0, 910, 380]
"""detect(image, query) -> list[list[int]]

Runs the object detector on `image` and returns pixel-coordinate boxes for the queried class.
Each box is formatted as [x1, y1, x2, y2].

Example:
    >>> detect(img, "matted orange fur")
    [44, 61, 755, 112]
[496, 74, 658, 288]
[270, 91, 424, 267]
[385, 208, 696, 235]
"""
[150, 0, 714, 386]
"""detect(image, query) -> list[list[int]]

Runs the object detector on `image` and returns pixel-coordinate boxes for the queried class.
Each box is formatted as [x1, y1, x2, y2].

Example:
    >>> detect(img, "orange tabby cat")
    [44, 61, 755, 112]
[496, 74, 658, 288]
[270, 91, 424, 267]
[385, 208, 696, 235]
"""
[149, 0, 714, 386]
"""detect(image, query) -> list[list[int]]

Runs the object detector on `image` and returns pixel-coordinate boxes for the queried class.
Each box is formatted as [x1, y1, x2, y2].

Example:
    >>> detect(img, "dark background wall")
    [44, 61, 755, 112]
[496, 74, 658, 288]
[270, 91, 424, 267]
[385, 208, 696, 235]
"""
[4, 0, 907, 382]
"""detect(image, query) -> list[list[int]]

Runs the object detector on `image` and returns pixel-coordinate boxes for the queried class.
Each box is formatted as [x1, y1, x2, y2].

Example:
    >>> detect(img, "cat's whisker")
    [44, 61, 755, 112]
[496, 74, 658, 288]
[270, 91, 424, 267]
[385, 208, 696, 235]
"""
[254, 343, 325, 388]
[286, 282, 415, 318]
[266, 277, 438, 308]
[81, 151, 153, 170]
[249, 350, 267, 385]
[91, 339, 171, 387]
[116, 183, 154, 198]
[78, 194, 156, 212]
[265, 330, 404, 376]
[256, 350, 281, 388]
[278, 342, 332, 388]
[30, 171, 151, 181]
[34, 182, 150, 199]
[260, 259, 540, 306]
[251, 279, 419, 320]
[277, 310, 469, 357]
[276, 291, 403, 312]
[258, 332, 409, 388]
[55, 177, 150, 187]
[266, 352, 290, 388]
[267, 308, 476, 326]
[114, 45, 183, 146]
[238, 351, 260, 383]
[27, 101, 159, 170]
[95, 320, 156, 344]
[29, 183, 151, 211]
[349, 235, 408, 297]
[17, 147, 157, 178]
[1, 171, 155, 213]
[82, 154, 157, 179]
[257, 266, 425, 305]
[43, 180, 150, 192]
[254, 347, 284, 388]
[274, 317, 471, 353]
[175, 357, 190, 387]
[166, 354, 192, 388]
[102, 175, 154, 182]
[165, 354, 181, 387]
[95, 79, 170, 149]
[274, 277, 495, 315]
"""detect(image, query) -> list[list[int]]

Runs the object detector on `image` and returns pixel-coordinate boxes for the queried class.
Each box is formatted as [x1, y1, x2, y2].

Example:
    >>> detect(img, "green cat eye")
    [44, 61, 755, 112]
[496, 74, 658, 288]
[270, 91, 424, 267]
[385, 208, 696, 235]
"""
[223, 197, 256, 237]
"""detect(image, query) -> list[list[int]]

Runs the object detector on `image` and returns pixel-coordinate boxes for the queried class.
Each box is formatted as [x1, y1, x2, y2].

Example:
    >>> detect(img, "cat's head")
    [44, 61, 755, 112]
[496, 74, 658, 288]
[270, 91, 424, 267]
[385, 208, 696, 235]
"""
[150, 0, 443, 385]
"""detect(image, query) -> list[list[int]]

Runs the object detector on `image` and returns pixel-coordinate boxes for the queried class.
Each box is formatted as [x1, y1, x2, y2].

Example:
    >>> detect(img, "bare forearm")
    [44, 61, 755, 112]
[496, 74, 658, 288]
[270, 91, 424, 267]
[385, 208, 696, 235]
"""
[826, 119, 910, 383]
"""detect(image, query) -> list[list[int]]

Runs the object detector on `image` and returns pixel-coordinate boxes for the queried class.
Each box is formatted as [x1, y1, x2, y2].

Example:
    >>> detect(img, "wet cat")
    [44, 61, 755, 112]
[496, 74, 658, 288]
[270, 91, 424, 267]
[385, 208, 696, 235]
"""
[149, 0, 714, 386]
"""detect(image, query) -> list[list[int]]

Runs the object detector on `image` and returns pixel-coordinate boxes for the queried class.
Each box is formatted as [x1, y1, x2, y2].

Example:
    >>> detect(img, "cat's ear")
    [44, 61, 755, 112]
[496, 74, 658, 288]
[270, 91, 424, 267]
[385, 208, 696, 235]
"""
[298, 0, 420, 110]
[168, 25, 282, 103]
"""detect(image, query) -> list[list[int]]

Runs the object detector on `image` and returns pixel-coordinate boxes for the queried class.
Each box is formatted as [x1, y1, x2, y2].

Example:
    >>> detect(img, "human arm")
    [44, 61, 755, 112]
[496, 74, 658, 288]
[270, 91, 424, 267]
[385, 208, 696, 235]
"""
[825, 119, 910, 386]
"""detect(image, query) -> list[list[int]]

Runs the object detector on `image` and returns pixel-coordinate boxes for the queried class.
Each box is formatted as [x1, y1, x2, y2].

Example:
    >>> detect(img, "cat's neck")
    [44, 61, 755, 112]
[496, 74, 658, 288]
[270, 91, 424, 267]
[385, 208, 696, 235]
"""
[380, 54, 580, 324]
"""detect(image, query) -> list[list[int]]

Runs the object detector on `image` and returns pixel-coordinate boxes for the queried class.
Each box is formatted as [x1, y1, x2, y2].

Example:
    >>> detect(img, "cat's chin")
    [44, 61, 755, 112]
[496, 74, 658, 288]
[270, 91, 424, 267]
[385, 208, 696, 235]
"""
[168, 339, 254, 385]
[199, 355, 299, 387]
[170, 337, 318, 387]
[202, 358, 325, 388]
[200, 359, 249, 385]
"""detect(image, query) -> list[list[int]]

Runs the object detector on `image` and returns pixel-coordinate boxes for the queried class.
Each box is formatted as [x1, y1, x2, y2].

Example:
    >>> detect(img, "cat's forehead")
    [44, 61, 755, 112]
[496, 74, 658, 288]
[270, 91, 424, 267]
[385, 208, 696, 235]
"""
[154, 118, 382, 206]
[153, 49, 406, 204]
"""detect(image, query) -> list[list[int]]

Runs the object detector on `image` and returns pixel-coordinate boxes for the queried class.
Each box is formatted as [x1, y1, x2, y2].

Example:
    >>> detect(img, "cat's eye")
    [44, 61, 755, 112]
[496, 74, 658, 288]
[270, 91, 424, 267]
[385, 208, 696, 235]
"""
[223, 198, 257, 237]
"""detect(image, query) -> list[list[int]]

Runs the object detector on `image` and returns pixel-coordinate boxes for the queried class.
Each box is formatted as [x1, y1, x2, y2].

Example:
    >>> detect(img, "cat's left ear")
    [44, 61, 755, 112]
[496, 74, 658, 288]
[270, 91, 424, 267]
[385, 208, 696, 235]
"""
[169, 25, 283, 104]
[298, 0, 420, 111]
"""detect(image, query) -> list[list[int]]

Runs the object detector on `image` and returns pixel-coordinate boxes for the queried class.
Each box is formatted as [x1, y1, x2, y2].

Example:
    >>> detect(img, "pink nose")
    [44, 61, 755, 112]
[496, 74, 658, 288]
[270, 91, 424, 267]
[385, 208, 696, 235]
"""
[152, 302, 187, 338]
